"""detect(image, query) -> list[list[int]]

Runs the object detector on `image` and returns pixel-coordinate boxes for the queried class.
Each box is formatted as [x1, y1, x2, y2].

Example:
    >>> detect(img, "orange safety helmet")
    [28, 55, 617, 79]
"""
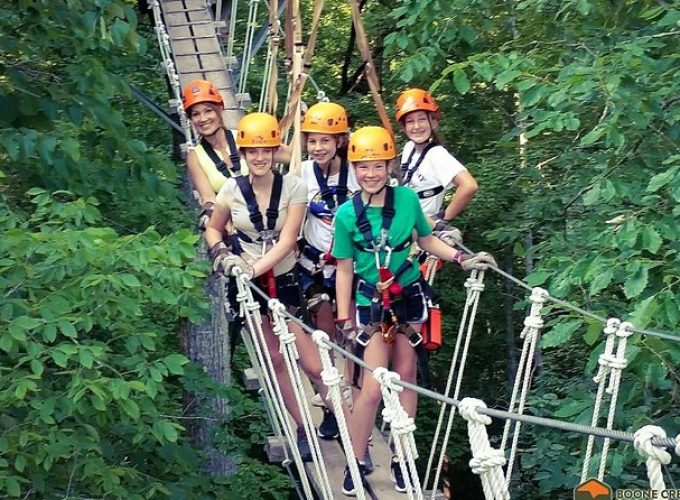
[301, 102, 349, 134]
[182, 79, 224, 112]
[236, 112, 282, 148]
[395, 88, 441, 122]
[347, 126, 395, 162]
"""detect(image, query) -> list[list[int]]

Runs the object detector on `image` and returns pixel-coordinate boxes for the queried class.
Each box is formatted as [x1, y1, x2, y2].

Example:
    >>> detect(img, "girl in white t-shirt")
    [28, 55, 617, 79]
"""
[298, 102, 359, 439]
[204, 112, 325, 462]
[395, 88, 478, 225]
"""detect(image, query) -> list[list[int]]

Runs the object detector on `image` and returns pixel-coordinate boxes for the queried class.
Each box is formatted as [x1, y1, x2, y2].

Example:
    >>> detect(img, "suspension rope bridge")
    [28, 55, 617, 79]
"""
[146, 0, 680, 498]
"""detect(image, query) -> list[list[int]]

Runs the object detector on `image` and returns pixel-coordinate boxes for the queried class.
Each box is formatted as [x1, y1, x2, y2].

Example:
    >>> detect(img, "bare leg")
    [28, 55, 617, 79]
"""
[349, 336, 390, 458]
[291, 319, 328, 402]
[261, 315, 304, 428]
[391, 327, 420, 417]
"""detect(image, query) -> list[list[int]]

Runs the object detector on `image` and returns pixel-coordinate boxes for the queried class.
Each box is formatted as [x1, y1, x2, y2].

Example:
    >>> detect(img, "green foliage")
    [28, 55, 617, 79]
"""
[0, 0, 291, 497]
[382, 0, 680, 496]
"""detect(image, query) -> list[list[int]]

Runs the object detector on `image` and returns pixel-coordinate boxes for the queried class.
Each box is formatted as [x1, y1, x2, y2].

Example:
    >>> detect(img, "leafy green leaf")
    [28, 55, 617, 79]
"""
[541, 320, 583, 348]
[624, 265, 649, 299]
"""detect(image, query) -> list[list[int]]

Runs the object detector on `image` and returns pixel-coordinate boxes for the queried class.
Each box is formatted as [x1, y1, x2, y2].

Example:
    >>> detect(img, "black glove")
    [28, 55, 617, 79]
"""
[197, 202, 215, 231]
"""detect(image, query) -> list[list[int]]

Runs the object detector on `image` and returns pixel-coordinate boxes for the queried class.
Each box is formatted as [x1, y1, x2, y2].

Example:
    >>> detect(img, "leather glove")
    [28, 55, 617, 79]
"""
[459, 251, 497, 271]
[208, 241, 230, 273]
[197, 202, 214, 231]
[434, 227, 463, 247]
[335, 318, 355, 346]
[219, 253, 254, 279]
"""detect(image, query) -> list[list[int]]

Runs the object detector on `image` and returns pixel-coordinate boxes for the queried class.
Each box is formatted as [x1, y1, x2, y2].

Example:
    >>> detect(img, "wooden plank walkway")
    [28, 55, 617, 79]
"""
[159, 0, 243, 128]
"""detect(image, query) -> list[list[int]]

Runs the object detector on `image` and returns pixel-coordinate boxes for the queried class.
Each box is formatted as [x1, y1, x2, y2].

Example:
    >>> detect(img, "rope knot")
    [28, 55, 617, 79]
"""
[373, 368, 402, 392]
[268, 298, 286, 316]
[523, 316, 544, 330]
[634, 425, 672, 465]
[459, 398, 491, 426]
[604, 317, 620, 335]
[598, 353, 627, 371]
[469, 449, 506, 475]
[529, 287, 548, 304]
[321, 366, 342, 387]
[391, 411, 416, 435]
[311, 329, 331, 351]
[464, 277, 485, 292]
[617, 321, 635, 338]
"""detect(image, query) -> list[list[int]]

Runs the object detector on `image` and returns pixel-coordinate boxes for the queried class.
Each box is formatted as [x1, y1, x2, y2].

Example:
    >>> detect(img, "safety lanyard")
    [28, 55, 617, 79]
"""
[235, 171, 283, 256]
[312, 158, 349, 211]
[352, 186, 396, 270]
[201, 128, 242, 178]
[400, 140, 438, 185]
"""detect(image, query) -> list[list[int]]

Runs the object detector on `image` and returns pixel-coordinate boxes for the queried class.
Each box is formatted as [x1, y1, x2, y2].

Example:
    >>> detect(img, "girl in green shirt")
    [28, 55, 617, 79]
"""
[332, 126, 495, 495]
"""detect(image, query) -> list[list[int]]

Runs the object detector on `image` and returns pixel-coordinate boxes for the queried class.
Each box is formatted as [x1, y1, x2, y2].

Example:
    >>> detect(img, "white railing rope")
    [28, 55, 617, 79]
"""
[597, 320, 634, 480]
[425, 269, 486, 497]
[374, 368, 423, 500]
[634, 425, 672, 492]
[459, 398, 510, 500]
[234, 272, 314, 498]
[312, 330, 367, 500]
[502, 287, 548, 485]
[269, 300, 333, 499]
[581, 317, 620, 481]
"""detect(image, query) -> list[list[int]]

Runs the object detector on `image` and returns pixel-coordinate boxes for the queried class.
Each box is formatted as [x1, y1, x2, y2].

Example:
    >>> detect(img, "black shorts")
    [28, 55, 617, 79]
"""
[356, 279, 428, 328]
[227, 268, 302, 316]
[298, 264, 336, 301]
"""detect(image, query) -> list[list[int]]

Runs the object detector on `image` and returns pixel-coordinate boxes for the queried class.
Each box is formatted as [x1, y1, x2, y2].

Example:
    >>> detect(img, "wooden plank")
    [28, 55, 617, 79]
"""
[172, 37, 221, 55]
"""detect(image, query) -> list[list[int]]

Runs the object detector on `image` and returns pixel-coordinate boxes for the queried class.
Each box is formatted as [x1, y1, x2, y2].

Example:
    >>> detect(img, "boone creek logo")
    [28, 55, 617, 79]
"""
[574, 478, 613, 500]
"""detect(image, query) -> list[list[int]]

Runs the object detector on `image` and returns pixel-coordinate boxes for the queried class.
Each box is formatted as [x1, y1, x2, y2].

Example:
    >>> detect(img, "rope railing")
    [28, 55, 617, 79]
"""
[233, 271, 315, 499]
[250, 267, 680, 496]
[268, 298, 334, 499]
[501, 286, 548, 485]
[238, 0, 261, 95]
[149, 0, 194, 147]
[454, 242, 680, 344]
[424, 269, 485, 496]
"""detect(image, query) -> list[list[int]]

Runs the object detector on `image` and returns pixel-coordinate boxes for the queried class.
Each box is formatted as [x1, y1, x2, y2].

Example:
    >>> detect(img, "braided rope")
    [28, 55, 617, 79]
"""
[149, 0, 194, 146]
[634, 425, 672, 491]
[311, 330, 366, 500]
[238, 0, 260, 95]
[597, 321, 634, 480]
[234, 272, 314, 499]
[502, 287, 548, 485]
[459, 398, 510, 500]
[269, 301, 333, 499]
[374, 368, 423, 500]
[581, 318, 620, 482]
[425, 270, 486, 497]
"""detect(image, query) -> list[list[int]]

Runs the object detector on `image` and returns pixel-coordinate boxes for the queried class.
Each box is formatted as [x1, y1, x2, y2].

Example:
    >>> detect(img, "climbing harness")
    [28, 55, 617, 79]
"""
[232, 171, 283, 296]
[351, 186, 418, 345]
[199, 128, 242, 177]
[400, 140, 440, 189]
[312, 158, 350, 212]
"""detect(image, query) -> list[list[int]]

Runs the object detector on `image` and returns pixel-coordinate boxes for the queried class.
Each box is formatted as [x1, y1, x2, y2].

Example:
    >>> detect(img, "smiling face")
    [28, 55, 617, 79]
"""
[402, 110, 437, 145]
[189, 103, 222, 136]
[306, 133, 338, 166]
[243, 147, 277, 177]
[354, 160, 389, 195]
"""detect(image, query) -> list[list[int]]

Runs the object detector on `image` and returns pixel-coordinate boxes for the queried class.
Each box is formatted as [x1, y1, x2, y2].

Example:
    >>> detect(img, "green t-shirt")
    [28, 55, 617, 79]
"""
[332, 186, 432, 306]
